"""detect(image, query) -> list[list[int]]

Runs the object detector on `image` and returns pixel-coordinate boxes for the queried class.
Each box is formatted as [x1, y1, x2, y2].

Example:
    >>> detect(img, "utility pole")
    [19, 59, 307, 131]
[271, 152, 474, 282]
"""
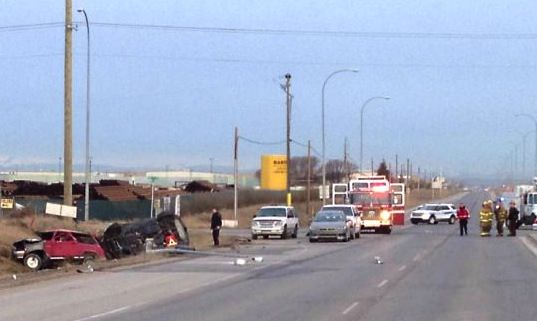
[406, 158, 410, 189]
[395, 154, 399, 183]
[417, 167, 421, 191]
[307, 140, 311, 218]
[284, 73, 292, 206]
[63, 0, 73, 205]
[233, 127, 239, 222]
[343, 137, 348, 181]
[371, 158, 374, 176]
[410, 161, 413, 189]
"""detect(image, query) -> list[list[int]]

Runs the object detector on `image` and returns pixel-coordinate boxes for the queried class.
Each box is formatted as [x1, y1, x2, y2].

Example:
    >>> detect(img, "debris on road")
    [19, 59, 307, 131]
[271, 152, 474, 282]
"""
[374, 256, 384, 264]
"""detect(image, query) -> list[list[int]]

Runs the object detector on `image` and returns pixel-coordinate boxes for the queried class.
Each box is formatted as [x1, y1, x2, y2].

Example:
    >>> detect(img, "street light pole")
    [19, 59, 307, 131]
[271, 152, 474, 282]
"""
[515, 113, 537, 177]
[359, 96, 390, 172]
[321, 69, 358, 205]
[78, 9, 91, 221]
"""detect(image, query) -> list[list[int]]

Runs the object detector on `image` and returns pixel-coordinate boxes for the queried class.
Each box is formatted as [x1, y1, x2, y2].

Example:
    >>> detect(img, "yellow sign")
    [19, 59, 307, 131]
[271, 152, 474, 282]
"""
[260, 155, 287, 190]
[1, 198, 14, 209]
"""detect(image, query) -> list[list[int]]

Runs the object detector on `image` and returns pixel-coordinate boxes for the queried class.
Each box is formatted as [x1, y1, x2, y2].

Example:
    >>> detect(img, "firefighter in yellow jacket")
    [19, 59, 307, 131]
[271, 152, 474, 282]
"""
[480, 200, 494, 237]
[494, 200, 508, 236]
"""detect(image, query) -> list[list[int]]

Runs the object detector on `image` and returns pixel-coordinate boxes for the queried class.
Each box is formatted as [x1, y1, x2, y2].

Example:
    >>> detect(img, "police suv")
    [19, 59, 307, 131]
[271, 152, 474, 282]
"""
[410, 203, 457, 225]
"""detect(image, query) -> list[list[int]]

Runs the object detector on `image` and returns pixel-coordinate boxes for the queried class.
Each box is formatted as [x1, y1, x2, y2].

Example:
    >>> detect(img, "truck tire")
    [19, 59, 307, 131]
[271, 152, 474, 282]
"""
[291, 225, 298, 239]
[24, 253, 43, 271]
[281, 226, 288, 239]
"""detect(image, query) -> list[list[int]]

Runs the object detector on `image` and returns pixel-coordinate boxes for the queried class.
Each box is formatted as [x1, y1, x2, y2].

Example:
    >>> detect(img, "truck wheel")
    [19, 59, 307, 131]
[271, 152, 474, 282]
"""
[83, 253, 96, 265]
[449, 216, 456, 225]
[292, 225, 298, 239]
[24, 253, 43, 271]
[281, 226, 288, 239]
[252, 234, 258, 240]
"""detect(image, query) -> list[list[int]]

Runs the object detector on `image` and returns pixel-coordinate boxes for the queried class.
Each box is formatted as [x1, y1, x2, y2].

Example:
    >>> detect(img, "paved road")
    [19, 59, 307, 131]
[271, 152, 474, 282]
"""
[3, 191, 537, 321]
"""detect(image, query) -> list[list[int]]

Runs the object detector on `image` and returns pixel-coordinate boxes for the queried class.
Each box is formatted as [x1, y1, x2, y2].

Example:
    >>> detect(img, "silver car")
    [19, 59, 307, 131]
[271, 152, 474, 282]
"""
[308, 210, 352, 242]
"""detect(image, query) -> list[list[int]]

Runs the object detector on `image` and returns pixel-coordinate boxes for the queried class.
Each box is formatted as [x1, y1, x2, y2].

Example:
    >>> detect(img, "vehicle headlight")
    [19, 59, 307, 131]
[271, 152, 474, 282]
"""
[380, 211, 391, 221]
[251, 221, 260, 227]
[274, 221, 283, 227]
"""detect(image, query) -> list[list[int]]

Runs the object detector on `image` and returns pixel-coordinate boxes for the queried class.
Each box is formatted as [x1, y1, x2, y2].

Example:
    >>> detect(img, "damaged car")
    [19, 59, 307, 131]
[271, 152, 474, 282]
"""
[100, 211, 190, 259]
[11, 229, 105, 271]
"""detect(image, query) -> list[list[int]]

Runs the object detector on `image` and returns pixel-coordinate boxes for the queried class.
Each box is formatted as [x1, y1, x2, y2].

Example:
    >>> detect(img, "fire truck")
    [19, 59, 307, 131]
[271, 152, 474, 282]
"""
[332, 176, 405, 234]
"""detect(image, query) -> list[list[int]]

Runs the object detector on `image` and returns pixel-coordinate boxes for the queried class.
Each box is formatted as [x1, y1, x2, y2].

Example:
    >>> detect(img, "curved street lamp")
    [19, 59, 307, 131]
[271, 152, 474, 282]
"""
[321, 69, 358, 205]
[515, 113, 537, 178]
[78, 9, 91, 221]
[359, 96, 390, 172]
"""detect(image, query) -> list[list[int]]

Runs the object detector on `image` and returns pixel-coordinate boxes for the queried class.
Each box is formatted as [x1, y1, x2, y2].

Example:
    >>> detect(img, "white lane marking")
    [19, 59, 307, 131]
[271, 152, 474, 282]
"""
[377, 279, 388, 288]
[73, 273, 240, 321]
[398, 265, 407, 272]
[342, 302, 359, 315]
[74, 306, 131, 321]
[412, 253, 421, 262]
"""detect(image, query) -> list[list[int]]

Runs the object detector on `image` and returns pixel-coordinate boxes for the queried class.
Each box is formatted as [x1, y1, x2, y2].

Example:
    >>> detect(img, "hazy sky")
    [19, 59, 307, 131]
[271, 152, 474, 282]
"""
[2, 0, 537, 179]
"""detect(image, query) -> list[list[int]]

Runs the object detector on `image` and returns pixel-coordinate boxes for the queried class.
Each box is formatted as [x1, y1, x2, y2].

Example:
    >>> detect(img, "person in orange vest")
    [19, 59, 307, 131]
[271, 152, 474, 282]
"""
[456, 203, 470, 236]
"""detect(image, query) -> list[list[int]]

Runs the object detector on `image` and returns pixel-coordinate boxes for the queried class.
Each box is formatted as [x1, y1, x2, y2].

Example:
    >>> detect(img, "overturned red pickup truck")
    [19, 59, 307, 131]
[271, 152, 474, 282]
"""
[11, 229, 105, 271]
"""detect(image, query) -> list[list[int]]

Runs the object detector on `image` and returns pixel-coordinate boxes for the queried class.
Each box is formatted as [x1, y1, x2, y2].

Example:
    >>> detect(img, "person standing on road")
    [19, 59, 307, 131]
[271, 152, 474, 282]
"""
[494, 200, 508, 237]
[457, 203, 470, 236]
[479, 200, 493, 237]
[210, 208, 223, 246]
[507, 201, 520, 237]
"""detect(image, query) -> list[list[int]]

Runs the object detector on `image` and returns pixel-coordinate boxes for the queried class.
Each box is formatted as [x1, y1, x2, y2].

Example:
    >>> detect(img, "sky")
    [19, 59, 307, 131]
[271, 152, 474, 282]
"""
[1, 0, 537, 180]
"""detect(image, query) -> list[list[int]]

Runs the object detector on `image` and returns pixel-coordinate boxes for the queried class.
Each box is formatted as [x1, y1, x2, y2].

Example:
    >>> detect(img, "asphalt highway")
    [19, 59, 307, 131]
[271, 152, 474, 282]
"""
[3, 191, 537, 321]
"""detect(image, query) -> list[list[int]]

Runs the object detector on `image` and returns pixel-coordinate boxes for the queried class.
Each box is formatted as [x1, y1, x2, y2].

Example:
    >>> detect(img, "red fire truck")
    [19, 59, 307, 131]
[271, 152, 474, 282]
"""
[332, 176, 405, 234]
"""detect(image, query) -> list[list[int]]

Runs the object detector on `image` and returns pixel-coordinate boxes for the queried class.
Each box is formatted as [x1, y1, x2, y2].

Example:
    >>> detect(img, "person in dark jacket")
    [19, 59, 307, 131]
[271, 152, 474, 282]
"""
[456, 203, 470, 236]
[507, 201, 520, 236]
[210, 208, 223, 246]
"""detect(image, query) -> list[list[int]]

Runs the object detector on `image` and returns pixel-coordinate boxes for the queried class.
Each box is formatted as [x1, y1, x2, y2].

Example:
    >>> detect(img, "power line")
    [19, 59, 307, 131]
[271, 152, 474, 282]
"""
[239, 136, 286, 146]
[291, 139, 321, 157]
[0, 22, 64, 32]
[89, 22, 537, 40]
[5, 21, 537, 40]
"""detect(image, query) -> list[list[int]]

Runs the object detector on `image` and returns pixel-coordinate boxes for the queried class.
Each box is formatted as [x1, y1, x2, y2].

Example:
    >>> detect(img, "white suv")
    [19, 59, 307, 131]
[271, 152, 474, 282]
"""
[251, 206, 299, 240]
[320, 204, 362, 239]
[410, 204, 457, 225]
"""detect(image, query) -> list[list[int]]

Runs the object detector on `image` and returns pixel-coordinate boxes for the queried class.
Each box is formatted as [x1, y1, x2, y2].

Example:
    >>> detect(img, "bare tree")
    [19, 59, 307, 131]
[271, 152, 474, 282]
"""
[376, 160, 390, 179]
[326, 159, 346, 183]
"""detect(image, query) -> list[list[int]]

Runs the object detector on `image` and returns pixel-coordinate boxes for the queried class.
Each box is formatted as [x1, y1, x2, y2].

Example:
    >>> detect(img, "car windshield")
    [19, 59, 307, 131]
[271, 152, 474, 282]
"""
[528, 194, 537, 205]
[314, 211, 345, 222]
[257, 208, 286, 217]
[423, 205, 437, 210]
[322, 207, 352, 216]
[350, 192, 391, 205]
